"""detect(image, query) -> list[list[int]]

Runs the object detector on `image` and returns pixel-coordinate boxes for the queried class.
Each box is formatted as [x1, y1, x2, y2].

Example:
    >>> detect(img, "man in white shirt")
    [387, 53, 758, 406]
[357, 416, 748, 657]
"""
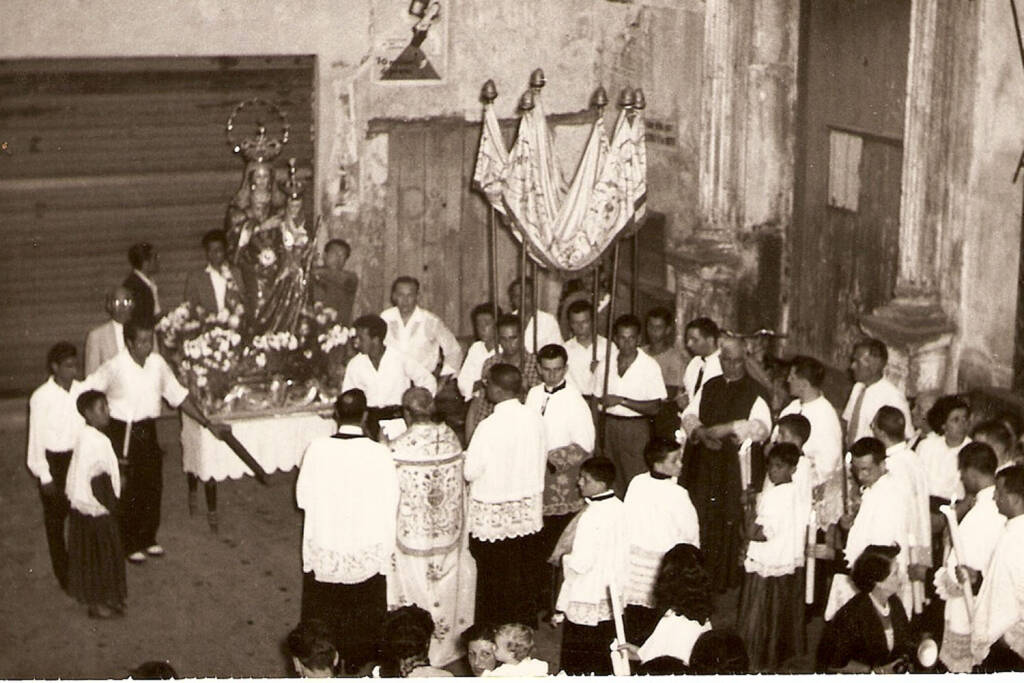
[972, 464, 1024, 671]
[457, 303, 500, 402]
[123, 242, 161, 322]
[381, 276, 463, 380]
[183, 229, 245, 316]
[842, 338, 912, 446]
[465, 363, 547, 627]
[27, 342, 86, 591]
[525, 343, 596, 614]
[563, 300, 607, 397]
[509, 276, 563, 354]
[297, 389, 399, 673]
[593, 314, 667, 495]
[936, 443, 1005, 672]
[342, 314, 437, 441]
[682, 317, 722, 404]
[85, 286, 134, 376]
[84, 316, 229, 563]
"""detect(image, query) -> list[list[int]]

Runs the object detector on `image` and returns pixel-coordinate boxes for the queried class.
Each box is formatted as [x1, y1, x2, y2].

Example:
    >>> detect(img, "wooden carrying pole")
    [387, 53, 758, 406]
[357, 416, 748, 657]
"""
[592, 266, 600, 367]
[531, 261, 539, 353]
[489, 206, 499, 322]
[519, 239, 527, 368]
[598, 243, 621, 454]
[631, 232, 640, 314]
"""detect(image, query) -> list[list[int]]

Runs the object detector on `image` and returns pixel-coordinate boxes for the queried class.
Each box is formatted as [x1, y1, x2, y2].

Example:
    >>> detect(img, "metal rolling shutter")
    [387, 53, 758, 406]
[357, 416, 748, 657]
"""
[0, 56, 314, 395]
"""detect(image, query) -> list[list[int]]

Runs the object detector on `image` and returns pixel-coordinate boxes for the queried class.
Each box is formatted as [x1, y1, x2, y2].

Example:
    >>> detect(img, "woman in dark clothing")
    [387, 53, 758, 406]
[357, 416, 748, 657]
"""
[816, 545, 913, 673]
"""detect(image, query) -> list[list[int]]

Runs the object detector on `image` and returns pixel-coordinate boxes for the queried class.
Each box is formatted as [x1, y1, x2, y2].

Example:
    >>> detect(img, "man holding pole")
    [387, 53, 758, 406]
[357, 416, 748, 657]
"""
[971, 464, 1024, 672]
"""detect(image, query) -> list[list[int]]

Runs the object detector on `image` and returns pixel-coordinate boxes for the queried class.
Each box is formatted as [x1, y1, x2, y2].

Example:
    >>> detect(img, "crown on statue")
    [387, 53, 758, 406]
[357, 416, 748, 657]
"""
[280, 158, 305, 200]
[226, 98, 290, 163]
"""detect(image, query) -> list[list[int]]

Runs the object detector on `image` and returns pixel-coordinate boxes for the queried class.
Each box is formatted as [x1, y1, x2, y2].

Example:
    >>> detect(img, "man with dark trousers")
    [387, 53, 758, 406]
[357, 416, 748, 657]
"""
[84, 316, 229, 563]
[26, 342, 86, 590]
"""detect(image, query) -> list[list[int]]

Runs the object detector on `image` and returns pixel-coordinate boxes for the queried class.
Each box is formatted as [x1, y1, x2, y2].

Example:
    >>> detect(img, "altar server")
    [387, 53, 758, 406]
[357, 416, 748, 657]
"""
[382, 276, 463, 379]
[936, 443, 1005, 672]
[525, 343, 595, 613]
[552, 457, 627, 676]
[297, 389, 399, 672]
[622, 437, 699, 644]
[971, 464, 1024, 672]
[464, 363, 547, 627]
[27, 342, 86, 590]
[343, 314, 437, 440]
[83, 316, 229, 563]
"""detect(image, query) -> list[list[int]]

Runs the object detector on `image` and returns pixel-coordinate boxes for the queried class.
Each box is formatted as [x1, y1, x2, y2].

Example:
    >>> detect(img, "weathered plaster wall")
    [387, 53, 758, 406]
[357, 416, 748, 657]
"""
[958, 0, 1024, 389]
[3, 0, 706, 316]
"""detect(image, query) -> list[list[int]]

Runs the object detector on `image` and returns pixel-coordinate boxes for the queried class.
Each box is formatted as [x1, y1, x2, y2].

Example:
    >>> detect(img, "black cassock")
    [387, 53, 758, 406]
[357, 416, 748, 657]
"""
[681, 374, 767, 593]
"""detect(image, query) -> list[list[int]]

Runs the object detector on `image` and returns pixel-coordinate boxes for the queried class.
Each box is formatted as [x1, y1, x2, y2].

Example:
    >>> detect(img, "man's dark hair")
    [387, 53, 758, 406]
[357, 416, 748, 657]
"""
[391, 275, 420, 293]
[471, 302, 501, 323]
[507, 276, 533, 295]
[612, 313, 642, 336]
[646, 306, 674, 326]
[644, 437, 681, 469]
[76, 389, 106, 417]
[201, 229, 226, 249]
[285, 620, 337, 673]
[334, 389, 367, 423]
[850, 436, 886, 465]
[777, 414, 811, 446]
[853, 337, 889, 365]
[124, 315, 156, 344]
[996, 464, 1024, 499]
[495, 313, 522, 334]
[380, 605, 435, 676]
[460, 623, 496, 648]
[353, 314, 387, 341]
[789, 354, 826, 388]
[47, 341, 77, 370]
[927, 394, 970, 434]
[767, 441, 801, 469]
[873, 405, 906, 442]
[488, 363, 522, 394]
[654, 543, 713, 624]
[580, 456, 616, 487]
[685, 317, 720, 341]
[958, 442, 998, 477]
[537, 343, 568, 364]
[972, 419, 1015, 455]
[850, 544, 900, 593]
[325, 238, 351, 257]
[689, 629, 749, 675]
[128, 242, 155, 269]
[566, 300, 593, 319]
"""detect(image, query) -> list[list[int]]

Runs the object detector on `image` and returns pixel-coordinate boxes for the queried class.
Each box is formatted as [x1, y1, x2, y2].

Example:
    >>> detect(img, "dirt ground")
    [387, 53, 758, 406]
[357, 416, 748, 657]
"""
[0, 410, 820, 678]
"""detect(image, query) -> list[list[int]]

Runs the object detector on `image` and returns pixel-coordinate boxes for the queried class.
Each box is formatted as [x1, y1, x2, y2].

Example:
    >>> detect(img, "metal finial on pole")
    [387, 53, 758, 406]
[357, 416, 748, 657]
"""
[618, 87, 635, 109]
[633, 88, 646, 110]
[519, 89, 536, 112]
[591, 86, 609, 110]
[481, 79, 498, 104]
[530, 68, 547, 90]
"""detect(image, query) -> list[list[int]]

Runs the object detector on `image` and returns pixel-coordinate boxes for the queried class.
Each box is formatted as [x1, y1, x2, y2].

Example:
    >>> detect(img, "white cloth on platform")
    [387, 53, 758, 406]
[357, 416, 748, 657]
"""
[556, 492, 628, 626]
[296, 425, 399, 584]
[464, 398, 547, 542]
[65, 424, 121, 517]
[623, 473, 700, 607]
[884, 441, 933, 566]
[457, 340, 495, 401]
[938, 485, 1006, 671]
[683, 349, 721, 402]
[387, 421, 476, 667]
[916, 432, 970, 501]
[382, 305, 463, 378]
[84, 349, 188, 422]
[27, 377, 86, 485]
[842, 377, 912, 444]
[592, 347, 667, 417]
[745, 480, 808, 577]
[521, 309, 563, 355]
[564, 335, 607, 395]
[343, 347, 438, 406]
[181, 411, 335, 481]
[972, 515, 1024, 665]
[637, 610, 712, 665]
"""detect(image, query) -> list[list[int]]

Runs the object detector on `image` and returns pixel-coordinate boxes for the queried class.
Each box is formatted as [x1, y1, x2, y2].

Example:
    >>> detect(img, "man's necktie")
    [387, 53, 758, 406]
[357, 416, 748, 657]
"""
[694, 360, 706, 394]
[847, 386, 866, 448]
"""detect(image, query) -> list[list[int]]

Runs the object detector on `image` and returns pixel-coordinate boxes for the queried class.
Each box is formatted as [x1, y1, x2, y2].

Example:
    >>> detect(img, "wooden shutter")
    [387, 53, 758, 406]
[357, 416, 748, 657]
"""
[0, 56, 314, 395]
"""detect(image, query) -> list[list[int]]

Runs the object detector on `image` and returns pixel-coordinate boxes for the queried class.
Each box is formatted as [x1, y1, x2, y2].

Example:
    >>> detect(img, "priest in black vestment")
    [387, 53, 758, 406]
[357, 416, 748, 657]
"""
[680, 337, 772, 592]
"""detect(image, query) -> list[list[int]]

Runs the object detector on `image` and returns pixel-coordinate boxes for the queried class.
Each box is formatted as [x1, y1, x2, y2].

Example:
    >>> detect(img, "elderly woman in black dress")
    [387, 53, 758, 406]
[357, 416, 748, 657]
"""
[816, 545, 914, 673]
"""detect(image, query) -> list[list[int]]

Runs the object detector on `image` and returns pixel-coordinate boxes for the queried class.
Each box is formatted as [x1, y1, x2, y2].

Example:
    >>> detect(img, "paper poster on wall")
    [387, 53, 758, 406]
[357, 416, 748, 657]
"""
[374, 1, 447, 83]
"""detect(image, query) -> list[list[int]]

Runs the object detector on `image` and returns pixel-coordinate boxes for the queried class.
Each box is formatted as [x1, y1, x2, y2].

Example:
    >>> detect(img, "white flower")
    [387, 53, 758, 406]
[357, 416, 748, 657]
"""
[287, 334, 298, 351]
[216, 308, 230, 324]
[303, 349, 313, 360]
[195, 374, 208, 388]
[228, 314, 241, 329]
[258, 247, 277, 267]
[255, 352, 267, 368]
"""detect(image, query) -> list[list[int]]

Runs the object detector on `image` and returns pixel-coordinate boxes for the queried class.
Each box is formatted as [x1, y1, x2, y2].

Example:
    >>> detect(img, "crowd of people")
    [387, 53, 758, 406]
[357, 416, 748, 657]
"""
[24, 231, 1024, 676]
